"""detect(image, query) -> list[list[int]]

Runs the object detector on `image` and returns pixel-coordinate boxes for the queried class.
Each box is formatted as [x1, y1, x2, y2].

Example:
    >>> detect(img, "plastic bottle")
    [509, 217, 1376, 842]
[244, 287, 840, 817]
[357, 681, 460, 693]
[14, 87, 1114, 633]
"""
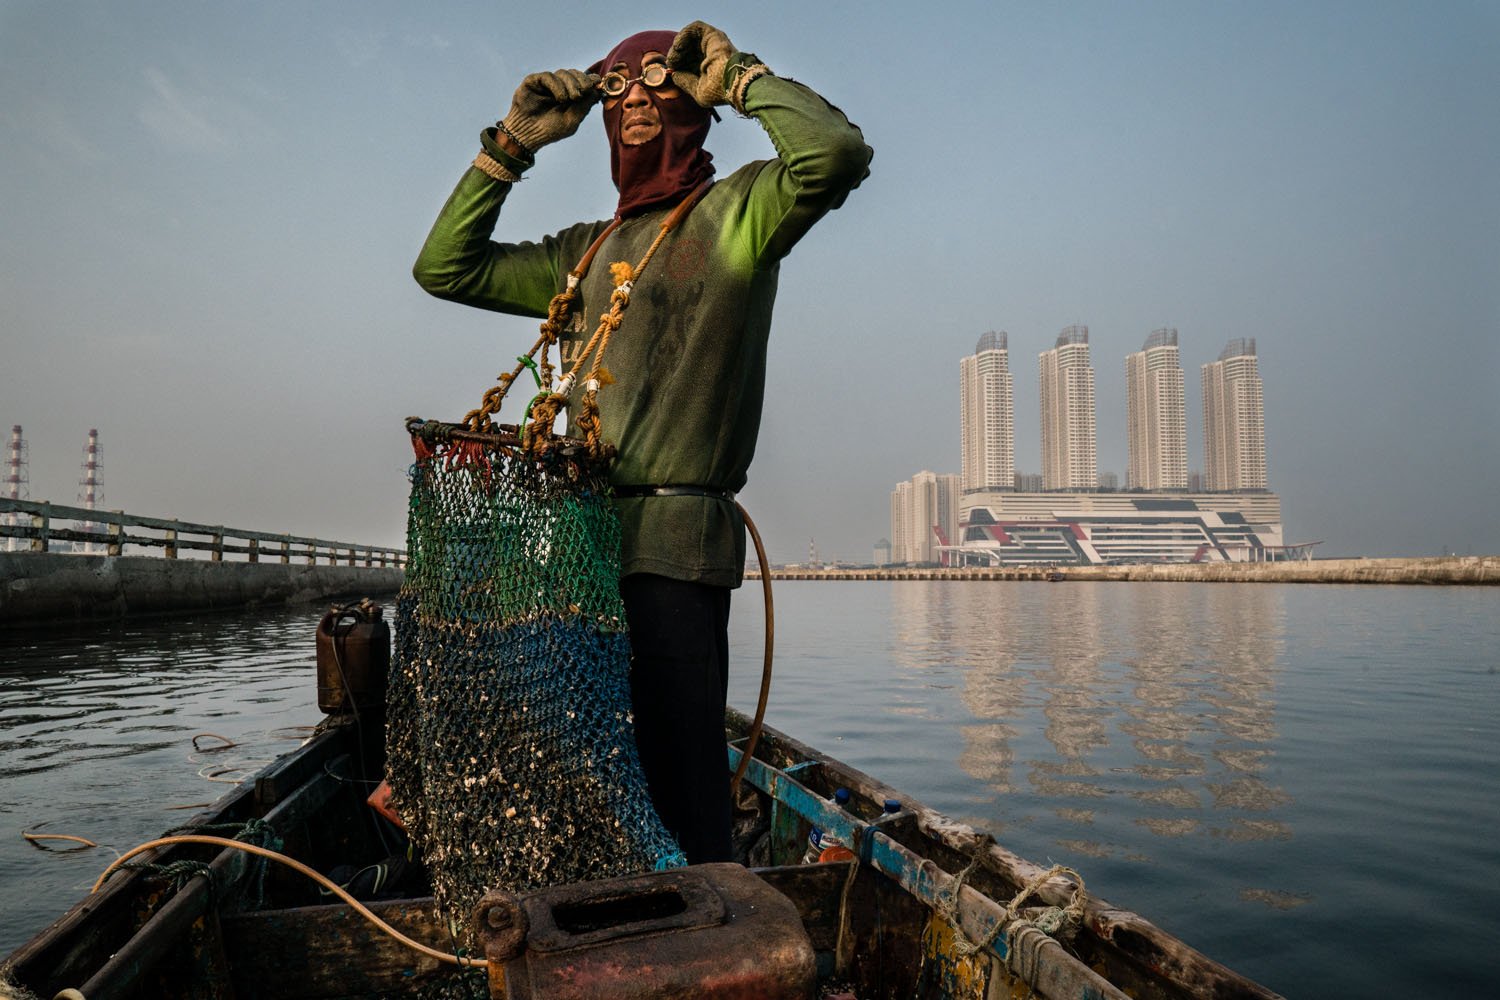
[804, 787, 853, 863]
[800, 827, 823, 864]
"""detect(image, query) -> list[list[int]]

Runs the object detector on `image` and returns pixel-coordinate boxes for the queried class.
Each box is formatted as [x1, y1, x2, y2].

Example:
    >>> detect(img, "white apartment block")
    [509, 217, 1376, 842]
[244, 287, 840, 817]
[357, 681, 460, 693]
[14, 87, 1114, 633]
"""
[890, 471, 960, 565]
[890, 482, 908, 564]
[1126, 328, 1188, 491]
[1039, 325, 1097, 491]
[960, 331, 1015, 493]
[1202, 338, 1267, 492]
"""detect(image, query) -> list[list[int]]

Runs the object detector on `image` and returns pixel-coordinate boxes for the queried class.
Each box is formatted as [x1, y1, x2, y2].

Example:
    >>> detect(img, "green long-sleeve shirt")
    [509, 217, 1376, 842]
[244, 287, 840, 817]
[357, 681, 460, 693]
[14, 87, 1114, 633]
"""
[413, 75, 871, 587]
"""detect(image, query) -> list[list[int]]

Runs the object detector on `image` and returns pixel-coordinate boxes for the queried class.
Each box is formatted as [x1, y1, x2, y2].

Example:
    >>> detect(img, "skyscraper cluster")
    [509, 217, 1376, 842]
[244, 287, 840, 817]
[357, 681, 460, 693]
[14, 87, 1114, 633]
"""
[958, 327, 1266, 494]
[890, 329, 1272, 566]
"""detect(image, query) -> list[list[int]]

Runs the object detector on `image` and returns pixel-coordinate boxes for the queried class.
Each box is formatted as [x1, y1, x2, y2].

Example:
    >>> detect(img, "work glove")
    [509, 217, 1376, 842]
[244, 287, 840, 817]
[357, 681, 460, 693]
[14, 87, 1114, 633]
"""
[666, 21, 737, 108]
[499, 68, 600, 157]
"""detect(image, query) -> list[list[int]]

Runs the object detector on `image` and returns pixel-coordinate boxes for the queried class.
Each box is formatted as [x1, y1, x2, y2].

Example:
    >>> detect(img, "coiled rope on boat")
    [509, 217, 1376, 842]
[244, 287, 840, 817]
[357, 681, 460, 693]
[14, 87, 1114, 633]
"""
[921, 840, 1088, 958]
[91, 835, 489, 970]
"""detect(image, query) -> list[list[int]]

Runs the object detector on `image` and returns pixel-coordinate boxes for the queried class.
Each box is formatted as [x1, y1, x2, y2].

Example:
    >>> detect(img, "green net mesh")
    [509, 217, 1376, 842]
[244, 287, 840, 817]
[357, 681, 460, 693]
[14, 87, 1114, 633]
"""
[387, 420, 683, 938]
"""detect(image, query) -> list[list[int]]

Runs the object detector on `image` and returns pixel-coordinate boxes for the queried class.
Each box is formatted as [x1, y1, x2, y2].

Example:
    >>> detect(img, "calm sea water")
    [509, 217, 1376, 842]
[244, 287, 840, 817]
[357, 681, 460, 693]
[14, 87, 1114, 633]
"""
[2, 582, 1497, 997]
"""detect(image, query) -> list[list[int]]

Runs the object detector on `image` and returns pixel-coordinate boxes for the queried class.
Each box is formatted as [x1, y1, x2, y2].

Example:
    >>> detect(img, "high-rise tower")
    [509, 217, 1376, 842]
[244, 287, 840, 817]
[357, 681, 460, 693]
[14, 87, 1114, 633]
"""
[1039, 325, 1097, 491]
[960, 331, 1015, 493]
[1202, 339, 1267, 491]
[1126, 328, 1188, 490]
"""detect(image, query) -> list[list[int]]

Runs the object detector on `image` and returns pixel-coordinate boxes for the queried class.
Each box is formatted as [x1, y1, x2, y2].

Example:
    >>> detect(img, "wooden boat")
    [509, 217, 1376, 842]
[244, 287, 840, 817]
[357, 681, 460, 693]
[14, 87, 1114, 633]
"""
[3, 704, 1283, 1000]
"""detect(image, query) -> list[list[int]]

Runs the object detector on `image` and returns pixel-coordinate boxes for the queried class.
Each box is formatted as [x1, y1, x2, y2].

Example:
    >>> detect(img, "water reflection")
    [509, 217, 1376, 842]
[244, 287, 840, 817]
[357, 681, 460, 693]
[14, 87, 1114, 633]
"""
[0, 605, 342, 955]
[887, 582, 1288, 851]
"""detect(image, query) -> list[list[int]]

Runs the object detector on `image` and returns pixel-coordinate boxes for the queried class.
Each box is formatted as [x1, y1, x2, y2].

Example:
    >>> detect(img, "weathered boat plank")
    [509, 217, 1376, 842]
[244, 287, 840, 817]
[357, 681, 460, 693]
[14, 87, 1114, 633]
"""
[754, 863, 849, 957]
[255, 728, 349, 809]
[220, 899, 455, 998]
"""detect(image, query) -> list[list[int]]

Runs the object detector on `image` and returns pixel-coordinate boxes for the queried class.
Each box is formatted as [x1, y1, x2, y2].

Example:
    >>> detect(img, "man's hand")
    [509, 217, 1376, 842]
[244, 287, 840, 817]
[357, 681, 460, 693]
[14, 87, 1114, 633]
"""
[500, 69, 600, 156]
[667, 21, 736, 108]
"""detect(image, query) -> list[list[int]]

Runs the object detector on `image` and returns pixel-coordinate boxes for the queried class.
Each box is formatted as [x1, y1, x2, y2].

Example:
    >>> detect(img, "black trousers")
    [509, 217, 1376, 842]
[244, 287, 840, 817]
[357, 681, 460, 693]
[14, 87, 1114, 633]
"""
[620, 572, 733, 864]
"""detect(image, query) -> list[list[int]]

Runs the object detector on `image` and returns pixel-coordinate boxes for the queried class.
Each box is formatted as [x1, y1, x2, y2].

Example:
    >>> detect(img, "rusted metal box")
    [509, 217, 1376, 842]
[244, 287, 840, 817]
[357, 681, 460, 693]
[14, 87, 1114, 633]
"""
[473, 862, 816, 999]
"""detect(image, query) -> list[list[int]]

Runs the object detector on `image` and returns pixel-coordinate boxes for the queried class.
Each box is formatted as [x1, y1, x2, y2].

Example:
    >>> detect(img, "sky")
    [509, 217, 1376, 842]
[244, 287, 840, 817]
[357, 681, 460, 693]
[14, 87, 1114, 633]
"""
[2, 0, 1496, 563]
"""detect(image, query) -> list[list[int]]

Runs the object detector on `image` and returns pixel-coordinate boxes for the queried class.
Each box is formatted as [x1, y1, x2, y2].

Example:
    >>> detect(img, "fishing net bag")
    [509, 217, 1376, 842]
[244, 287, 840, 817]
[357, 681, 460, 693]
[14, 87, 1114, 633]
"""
[387, 419, 683, 926]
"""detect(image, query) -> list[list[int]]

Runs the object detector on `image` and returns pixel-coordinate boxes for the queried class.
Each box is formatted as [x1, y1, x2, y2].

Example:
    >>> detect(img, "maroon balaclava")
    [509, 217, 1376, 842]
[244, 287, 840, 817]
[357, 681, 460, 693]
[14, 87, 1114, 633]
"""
[590, 30, 714, 219]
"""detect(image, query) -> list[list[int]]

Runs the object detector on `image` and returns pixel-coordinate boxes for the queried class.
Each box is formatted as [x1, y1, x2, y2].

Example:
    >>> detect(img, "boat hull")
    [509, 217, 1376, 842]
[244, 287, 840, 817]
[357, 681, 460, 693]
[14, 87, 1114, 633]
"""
[3, 712, 1282, 1000]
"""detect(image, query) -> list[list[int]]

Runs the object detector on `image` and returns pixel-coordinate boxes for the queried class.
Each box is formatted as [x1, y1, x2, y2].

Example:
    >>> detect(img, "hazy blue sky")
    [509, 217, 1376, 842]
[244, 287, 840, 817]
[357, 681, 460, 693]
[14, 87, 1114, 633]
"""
[3, 1, 1496, 563]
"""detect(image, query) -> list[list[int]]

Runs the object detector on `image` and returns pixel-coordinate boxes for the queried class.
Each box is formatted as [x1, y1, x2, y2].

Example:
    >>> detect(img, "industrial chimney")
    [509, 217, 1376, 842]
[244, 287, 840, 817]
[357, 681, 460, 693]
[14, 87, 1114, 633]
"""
[5, 425, 26, 552]
[78, 428, 104, 554]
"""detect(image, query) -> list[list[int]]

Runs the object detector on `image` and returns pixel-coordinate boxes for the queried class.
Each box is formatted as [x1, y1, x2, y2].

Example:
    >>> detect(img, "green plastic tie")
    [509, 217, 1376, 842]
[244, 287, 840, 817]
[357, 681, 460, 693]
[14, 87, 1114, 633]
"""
[518, 355, 542, 389]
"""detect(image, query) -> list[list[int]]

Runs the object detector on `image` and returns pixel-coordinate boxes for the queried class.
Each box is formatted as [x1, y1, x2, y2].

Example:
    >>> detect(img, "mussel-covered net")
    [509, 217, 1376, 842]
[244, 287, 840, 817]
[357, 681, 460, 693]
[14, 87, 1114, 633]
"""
[386, 422, 682, 936]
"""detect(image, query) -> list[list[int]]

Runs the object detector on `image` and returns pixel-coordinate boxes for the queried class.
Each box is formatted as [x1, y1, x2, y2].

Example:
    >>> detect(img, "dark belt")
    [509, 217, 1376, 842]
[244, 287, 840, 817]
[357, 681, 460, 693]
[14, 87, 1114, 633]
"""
[613, 484, 737, 502]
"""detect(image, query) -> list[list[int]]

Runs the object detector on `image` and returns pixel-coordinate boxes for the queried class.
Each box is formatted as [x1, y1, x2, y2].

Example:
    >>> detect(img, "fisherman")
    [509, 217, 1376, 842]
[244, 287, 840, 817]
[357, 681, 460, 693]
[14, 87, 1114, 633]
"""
[412, 21, 871, 864]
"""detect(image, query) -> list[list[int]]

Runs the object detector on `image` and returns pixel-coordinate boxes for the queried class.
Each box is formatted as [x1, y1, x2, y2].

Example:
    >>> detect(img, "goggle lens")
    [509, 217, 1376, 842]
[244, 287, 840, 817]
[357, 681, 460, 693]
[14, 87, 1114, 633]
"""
[599, 63, 671, 98]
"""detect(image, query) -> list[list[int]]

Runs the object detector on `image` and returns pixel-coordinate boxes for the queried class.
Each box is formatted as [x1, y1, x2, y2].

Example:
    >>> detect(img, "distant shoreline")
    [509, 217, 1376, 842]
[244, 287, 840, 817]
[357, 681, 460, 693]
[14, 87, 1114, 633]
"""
[748, 556, 1498, 586]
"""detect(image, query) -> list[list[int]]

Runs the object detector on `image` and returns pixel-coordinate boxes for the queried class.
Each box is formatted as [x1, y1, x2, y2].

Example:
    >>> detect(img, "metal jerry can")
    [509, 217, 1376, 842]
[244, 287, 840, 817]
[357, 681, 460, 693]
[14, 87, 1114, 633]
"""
[473, 863, 816, 999]
[314, 599, 389, 714]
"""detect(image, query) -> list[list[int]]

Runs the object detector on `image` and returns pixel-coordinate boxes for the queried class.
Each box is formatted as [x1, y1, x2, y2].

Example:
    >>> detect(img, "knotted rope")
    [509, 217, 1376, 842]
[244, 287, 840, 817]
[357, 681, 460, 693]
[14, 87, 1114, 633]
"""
[461, 180, 712, 458]
[922, 838, 1088, 960]
[116, 818, 285, 908]
[1001, 863, 1087, 943]
[461, 221, 618, 437]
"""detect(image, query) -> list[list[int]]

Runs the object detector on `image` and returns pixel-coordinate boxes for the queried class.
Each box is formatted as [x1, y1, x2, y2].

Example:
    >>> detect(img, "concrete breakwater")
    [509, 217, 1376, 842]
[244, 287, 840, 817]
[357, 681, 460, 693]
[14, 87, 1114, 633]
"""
[0, 552, 402, 624]
[752, 555, 1499, 585]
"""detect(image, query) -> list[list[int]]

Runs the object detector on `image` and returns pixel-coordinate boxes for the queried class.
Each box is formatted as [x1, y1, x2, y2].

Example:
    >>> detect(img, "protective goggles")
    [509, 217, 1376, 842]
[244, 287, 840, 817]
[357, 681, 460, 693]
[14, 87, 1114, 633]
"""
[597, 63, 672, 98]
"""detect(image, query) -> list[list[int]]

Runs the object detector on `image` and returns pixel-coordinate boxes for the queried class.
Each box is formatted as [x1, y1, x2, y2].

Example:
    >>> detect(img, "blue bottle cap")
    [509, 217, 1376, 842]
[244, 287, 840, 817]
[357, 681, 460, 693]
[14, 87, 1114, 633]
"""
[833, 787, 851, 805]
[883, 799, 901, 813]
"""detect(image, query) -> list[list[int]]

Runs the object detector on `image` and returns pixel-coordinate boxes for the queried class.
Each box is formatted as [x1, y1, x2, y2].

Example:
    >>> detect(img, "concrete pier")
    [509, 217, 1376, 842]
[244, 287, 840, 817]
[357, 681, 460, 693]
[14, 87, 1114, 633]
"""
[752, 556, 1498, 585]
[0, 551, 402, 624]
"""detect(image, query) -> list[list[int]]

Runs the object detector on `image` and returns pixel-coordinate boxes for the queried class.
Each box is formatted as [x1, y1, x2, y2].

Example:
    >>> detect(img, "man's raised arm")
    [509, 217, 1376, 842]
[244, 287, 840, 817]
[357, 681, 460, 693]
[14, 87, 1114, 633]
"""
[668, 21, 873, 264]
[411, 69, 600, 317]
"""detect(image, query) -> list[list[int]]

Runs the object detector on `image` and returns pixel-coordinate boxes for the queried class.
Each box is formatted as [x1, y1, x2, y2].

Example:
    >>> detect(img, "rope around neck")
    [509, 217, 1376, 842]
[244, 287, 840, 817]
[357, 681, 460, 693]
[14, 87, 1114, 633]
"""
[463, 180, 714, 460]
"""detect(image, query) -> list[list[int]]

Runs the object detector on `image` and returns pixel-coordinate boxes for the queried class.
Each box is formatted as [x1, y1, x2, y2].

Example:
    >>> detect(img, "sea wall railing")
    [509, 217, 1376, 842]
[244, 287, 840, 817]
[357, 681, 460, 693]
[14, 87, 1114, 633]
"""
[0, 498, 406, 568]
